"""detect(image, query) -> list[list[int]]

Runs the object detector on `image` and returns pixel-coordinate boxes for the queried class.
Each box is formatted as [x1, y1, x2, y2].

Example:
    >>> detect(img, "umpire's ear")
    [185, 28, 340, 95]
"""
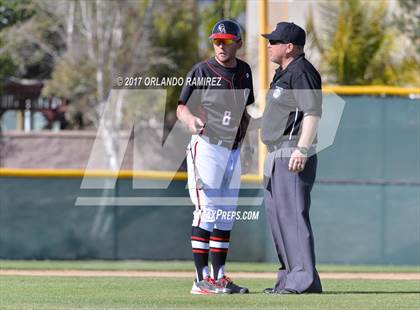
[236, 39, 243, 49]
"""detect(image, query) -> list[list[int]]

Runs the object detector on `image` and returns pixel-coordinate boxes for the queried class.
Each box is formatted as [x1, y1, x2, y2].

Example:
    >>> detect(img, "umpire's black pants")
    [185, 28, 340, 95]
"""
[264, 149, 322, 293]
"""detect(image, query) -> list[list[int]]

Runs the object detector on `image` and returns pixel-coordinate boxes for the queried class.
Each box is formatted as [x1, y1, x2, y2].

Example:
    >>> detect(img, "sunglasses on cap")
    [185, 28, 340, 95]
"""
[269, 39, 288, 45]
[212, 38, 237, 46]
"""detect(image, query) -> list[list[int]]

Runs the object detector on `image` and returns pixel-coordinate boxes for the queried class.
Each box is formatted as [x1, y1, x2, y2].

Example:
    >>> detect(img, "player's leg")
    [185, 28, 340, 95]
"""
[208, 148, 238, 280]
[187, 137, 230, 294]
[187, 137, 212, 284]
[212, 148, 248, 293]
[190, 225, 210, 281]
[209, 228, 231, 280]
[190, 214, 232, 294]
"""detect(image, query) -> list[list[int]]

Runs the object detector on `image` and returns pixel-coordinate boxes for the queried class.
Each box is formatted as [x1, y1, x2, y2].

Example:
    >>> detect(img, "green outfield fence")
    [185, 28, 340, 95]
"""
[0, 94, 419, 265]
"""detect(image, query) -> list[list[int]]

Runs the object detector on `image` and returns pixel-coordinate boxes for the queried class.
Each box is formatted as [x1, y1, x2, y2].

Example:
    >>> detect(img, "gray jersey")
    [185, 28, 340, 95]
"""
[179, 57, 255, 146]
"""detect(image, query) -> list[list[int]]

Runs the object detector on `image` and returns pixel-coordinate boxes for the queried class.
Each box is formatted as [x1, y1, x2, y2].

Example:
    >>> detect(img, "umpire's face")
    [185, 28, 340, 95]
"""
[267, 41, 294, 65]
[213, 38, 242, 65]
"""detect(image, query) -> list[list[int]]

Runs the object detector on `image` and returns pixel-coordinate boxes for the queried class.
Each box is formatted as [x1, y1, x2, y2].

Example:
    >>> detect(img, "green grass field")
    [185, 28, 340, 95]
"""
[1, 261, 419, 309]
[1, 260, 419, 273]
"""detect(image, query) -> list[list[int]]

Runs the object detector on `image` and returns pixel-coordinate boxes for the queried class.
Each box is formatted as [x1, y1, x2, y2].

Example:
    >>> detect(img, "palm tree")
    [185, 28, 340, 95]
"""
[306, 0, 418, 86]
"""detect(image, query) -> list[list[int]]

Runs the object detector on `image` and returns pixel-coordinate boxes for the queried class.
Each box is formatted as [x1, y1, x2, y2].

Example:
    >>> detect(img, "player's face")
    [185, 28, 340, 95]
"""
[267, 40, 293, 64]
[213, 38, 242, 65]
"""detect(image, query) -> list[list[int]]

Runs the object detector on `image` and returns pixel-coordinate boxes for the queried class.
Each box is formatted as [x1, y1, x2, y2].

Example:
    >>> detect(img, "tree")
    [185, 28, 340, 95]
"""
[151, 0, 200, 130]
[0, 0, 36, 81]
[394, 0, 420, 55]
[41, 0, 159, 127]
[306, 0, 419, 86]
[13, 0, 201, 128]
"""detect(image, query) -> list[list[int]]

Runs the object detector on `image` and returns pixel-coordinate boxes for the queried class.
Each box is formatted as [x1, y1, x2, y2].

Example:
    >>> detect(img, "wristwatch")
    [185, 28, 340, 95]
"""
[296, 146, 309, 156]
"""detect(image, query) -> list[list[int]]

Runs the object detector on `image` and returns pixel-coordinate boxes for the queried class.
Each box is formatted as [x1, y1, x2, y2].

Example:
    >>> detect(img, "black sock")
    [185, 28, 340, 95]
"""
[191, 226, 211, 281]
[210, 228, 230, 280]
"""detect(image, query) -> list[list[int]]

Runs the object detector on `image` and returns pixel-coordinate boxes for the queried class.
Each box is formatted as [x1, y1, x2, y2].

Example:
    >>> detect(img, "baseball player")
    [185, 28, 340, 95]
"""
[176, 19, 254, 295]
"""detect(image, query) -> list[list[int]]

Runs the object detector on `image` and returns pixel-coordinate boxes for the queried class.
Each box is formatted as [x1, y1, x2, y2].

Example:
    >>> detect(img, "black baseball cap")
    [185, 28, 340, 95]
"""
[262, 22, 306, 46]
[209, 19, 241, 40]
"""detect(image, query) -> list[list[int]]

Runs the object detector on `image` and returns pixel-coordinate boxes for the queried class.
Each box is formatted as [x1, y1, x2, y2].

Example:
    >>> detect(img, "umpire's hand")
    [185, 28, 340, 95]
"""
[288, 149, 307, 172]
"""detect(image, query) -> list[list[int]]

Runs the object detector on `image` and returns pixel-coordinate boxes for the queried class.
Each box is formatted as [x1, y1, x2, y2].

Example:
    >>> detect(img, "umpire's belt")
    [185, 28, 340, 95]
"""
[201, 135, 240, 150]
[266, 140, 297, 153]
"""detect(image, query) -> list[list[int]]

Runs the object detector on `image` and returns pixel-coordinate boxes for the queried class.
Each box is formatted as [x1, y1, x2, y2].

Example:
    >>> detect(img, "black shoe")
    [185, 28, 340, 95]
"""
[263, 288, 299, 294]
[263, 287, 276, 294]
[278, 289, 294, 294]
[217, 276, 249, 294]
[279, 289, 299, 294]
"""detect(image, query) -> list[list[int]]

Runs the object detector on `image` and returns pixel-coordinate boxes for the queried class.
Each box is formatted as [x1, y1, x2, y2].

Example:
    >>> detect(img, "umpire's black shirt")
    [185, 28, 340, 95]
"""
[261, 53, 322, 146]
[178, 57, 254, 146]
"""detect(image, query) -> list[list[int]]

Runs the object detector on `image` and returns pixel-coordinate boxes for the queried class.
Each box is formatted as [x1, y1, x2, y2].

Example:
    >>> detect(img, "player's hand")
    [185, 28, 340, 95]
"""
[288, 149, 307, 172]
[187, 116, 205, 134]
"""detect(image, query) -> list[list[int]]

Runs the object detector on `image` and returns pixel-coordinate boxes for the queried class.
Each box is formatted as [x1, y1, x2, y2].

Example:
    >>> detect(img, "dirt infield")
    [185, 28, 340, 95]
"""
[1, 269, 419, 280]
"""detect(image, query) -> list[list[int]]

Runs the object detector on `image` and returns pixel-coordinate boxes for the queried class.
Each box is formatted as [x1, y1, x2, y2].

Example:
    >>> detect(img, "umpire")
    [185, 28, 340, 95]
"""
[261, 22, 323, 294]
